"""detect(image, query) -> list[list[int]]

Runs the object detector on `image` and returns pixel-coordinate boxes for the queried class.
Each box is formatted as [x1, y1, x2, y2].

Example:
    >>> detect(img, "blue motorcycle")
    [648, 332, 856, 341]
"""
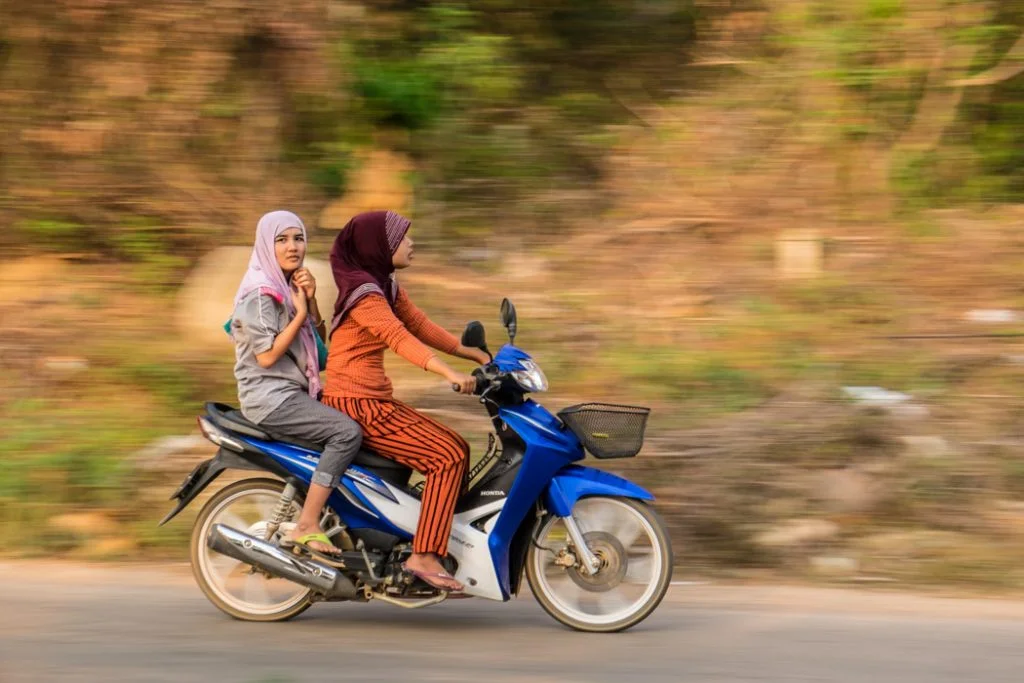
[163, 299, 672, 632]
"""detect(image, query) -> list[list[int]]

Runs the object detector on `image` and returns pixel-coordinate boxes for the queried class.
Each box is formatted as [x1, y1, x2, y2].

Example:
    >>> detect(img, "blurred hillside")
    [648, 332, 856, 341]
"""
[2, 1, 1024, 589]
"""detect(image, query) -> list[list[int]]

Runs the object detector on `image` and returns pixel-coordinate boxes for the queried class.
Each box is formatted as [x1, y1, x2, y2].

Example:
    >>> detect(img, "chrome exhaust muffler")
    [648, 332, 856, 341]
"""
[206, 523, 357, 600]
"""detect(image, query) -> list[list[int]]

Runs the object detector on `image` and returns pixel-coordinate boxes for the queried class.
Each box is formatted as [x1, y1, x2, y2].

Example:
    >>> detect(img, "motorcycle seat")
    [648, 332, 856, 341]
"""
[204, 402, 409, 473]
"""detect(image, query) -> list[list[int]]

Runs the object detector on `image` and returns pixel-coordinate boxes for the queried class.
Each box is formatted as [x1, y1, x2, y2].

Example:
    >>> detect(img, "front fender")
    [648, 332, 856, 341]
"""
[543, 465, 653, 517]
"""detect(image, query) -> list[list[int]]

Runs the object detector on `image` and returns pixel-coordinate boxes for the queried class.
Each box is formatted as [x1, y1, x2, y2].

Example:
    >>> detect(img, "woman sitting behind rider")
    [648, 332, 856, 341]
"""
[230, 210, 362, 557]
[322, 211, 488, 592]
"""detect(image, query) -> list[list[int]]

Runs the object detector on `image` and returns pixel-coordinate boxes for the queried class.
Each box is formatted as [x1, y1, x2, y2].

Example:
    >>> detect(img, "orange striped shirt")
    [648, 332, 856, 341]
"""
[323, 288, 459, 400]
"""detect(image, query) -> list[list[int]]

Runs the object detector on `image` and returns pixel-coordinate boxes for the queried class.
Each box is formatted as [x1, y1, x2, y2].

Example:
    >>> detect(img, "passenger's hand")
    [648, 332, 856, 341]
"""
[293, 268, 316, 300]
[290, 283, 308, 316]
[447, 372, 477, 395]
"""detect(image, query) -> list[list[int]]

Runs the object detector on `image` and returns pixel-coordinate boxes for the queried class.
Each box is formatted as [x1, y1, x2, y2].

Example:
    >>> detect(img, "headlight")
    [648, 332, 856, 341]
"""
[511, 359, 548, 393]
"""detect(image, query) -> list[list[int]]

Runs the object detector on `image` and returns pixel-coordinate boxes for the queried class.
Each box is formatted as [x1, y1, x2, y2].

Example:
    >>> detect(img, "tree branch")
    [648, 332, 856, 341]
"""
[947, 32, 1024, 87]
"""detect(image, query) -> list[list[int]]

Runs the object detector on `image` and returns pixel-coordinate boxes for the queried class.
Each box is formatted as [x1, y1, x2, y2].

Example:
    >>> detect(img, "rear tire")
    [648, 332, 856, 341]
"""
[526, 497, 672, 633]
[190, 478, 314, 622]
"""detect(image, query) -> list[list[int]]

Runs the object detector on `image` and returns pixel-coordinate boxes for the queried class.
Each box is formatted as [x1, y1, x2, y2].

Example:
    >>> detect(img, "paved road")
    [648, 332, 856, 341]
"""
[2, 562, 1024, 682]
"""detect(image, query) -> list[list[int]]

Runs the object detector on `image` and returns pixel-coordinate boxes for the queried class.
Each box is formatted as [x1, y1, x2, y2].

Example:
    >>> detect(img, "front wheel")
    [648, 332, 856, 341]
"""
[526, 497, 673, 632]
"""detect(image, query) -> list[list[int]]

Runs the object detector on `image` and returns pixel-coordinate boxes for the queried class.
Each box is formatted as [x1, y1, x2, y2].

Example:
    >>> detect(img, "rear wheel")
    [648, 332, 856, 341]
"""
[526, 497, 672, 632]
[190, 478, 313, 622]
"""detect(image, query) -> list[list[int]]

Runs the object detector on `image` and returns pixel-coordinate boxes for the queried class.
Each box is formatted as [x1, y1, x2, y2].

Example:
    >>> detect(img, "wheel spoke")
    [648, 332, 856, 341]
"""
[574, 502, 646, 548]
[207, 552, 242, 582]
[551, 575, 587, 612]
[574, 502, 617, 533]
[243, 572, 272, 605]
[612, 515, 644, 548]
[625, 553, 654, 583]
[596, 591, 632, 614]
[217, 511, 249, 533]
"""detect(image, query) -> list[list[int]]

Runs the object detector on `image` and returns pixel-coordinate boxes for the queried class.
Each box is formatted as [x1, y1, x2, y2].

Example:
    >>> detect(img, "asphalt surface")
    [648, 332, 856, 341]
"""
[2, 562, 1023, 682]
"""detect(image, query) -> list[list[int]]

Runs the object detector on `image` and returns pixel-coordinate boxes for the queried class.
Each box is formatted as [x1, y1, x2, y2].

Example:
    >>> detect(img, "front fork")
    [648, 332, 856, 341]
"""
[561, 513, 601, 575]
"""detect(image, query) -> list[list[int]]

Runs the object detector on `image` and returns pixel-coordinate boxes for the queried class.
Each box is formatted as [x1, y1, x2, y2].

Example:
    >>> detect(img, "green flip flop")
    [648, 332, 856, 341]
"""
[281, 533, 347, 568]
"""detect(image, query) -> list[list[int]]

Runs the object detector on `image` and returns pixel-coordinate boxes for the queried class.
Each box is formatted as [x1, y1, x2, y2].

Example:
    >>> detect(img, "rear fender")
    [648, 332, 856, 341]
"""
[543, 465, 653, 517]
[159, 448, 289, 526]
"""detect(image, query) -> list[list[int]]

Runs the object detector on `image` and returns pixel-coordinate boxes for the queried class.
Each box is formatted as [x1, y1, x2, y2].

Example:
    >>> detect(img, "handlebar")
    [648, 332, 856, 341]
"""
[451, 365, 504, 395]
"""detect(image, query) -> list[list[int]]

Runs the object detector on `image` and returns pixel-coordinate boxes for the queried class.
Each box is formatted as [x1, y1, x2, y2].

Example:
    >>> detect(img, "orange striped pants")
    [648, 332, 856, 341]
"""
[322, 396, 469, 556]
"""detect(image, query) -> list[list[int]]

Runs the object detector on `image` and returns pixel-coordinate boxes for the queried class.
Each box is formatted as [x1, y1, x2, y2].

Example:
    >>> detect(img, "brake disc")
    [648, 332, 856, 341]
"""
[566, 531, 627, 592]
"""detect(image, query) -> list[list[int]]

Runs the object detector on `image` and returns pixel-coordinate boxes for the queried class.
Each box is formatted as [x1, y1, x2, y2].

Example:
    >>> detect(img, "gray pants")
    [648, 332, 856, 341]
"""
[258, 392, 362, 488]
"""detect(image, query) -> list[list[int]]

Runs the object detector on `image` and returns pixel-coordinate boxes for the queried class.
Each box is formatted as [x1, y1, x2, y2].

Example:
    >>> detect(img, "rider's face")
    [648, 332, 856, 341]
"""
[392, 234, 414, 269]
[275, 227, 306, 275]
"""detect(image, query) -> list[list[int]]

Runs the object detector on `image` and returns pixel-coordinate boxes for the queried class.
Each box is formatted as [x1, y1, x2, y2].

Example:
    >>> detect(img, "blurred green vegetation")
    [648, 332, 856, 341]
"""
[0, 1, 1020, 250]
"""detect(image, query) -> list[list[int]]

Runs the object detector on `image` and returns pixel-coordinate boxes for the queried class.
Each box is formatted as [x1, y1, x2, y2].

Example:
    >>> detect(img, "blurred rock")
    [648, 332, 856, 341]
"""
[754, 519, 839, 548]
[843, 386, 928, 418]
[842, 386, 911, 407]
[82, 537, 138, 560]
[502, 254, 550, 281]
[890, 403, 931, 420]
[49, 512, 119, 538]
[899, 435, 951, 459]
[318, 148, 414, 229]
[775, 229, 823, 279]
[857, 530, 965, 561]
[454, 248, 498, 265]
[328, 1, 366, 21]
[983, 500, 1024, 535]
[816, 468, 882, 514]
[964, 309, 1018, 324]
[41, 356, 89, 373]
[0, 256, 71, 304]
[810, 555, 859, 576]
[176, 247, 338, 350]
[21, 120, 112, 155]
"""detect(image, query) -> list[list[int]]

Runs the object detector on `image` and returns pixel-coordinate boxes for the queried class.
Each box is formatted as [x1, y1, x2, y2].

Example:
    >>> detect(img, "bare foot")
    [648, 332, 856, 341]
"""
[285, 522, 341, 555]
[403, 552, 464, 591]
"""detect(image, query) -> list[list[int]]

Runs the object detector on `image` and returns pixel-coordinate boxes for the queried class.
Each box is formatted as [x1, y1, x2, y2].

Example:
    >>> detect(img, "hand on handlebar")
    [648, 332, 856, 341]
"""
[447, 372, 477, 395]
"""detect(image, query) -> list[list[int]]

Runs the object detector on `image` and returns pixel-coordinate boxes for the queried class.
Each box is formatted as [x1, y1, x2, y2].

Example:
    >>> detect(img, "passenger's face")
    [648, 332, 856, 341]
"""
[275, 227, 306, 275]
[392, 233, 414, 269]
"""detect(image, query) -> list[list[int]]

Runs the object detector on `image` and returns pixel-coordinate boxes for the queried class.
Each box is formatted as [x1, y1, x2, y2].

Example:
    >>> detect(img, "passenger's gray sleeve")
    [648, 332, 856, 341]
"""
[233, 294, 282, 354]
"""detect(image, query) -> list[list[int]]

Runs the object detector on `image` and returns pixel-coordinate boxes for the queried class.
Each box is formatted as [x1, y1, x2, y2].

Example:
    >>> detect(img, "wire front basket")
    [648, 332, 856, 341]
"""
[558, 403, 651, 459]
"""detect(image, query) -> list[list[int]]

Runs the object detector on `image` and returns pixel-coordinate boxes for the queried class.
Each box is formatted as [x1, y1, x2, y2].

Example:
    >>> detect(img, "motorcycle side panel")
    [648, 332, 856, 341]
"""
[350, 474, 510, 600]
[237, 435, 414, 538]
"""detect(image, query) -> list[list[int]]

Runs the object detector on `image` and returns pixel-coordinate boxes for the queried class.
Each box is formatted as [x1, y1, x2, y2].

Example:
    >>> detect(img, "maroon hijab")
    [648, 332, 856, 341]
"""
[329, 210, 411, 333]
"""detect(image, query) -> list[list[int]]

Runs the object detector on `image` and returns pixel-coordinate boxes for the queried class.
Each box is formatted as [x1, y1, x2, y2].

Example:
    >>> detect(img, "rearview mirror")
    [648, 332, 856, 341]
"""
[461, 321, 490, 360]
[500, 298, 517, 345]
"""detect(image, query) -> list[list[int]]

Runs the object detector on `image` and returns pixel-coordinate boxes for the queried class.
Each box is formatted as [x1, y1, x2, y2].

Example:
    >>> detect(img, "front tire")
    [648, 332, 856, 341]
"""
[190, 478, 314, 622]
[526, 497, 673, 632]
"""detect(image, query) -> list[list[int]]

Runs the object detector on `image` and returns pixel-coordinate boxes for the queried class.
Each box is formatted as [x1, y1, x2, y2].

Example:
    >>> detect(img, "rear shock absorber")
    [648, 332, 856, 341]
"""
[264, 482, 297, 541]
